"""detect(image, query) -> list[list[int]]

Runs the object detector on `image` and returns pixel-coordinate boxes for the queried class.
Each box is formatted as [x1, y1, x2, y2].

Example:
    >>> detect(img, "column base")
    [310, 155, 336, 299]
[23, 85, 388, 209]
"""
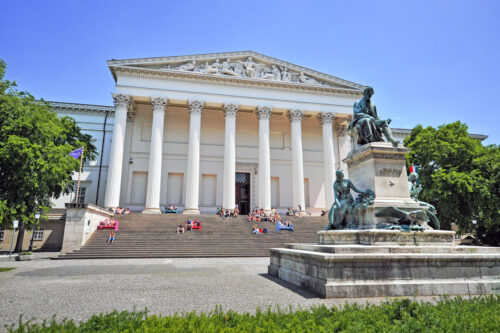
[183, 208, 200, 215]
[142, 208, 162, 215]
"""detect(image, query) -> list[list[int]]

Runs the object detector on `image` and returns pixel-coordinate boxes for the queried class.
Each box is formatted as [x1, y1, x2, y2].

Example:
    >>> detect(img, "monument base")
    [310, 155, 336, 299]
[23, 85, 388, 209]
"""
[318, 229, 455, 246]
[268, 230, 500, 298]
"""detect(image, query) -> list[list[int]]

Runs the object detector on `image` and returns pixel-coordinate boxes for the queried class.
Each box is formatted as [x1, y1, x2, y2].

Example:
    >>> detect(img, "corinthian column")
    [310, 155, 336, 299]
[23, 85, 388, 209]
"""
[318, 112, 336, 211]
[183, 100, 204, 215]
[222, 103, 238, 210]
[257, 106, 272, 213]
[336, 125, 351, 177]
[104, 94, 131, 209]
[287, 109, 306, 212]
[143, 97, 168, 214]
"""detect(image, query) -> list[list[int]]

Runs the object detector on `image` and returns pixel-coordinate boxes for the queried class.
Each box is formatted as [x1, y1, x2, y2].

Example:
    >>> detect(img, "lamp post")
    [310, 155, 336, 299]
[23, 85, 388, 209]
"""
[28, 212, 40, 252]
[472, 219, 479, 245]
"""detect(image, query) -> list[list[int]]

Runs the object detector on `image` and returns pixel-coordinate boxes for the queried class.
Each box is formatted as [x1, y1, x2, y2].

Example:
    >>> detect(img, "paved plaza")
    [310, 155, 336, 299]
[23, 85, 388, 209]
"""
[0, 257, 437, 328]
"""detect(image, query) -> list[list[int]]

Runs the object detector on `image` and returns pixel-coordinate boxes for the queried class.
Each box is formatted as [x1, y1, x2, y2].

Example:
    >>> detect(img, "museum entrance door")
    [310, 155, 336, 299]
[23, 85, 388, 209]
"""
[235, 172, 250, 215]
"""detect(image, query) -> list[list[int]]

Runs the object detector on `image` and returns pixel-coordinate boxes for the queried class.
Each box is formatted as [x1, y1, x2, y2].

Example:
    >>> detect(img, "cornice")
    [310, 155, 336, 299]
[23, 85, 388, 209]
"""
[49, 101, 114, 114]
[108, 50, 366, 90]
[390, 127, 488, 141]
[112, 66, 364, 97]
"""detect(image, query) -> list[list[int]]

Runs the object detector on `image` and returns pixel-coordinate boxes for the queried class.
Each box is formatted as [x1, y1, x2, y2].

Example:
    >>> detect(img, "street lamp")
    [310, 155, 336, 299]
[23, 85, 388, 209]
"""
[28, 212, 41, 252]
[472, 219, 479, 245]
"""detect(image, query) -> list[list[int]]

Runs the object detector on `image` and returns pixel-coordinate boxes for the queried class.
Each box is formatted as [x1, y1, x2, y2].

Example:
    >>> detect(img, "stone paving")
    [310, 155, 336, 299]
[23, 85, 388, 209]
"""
[0, 257, 437, 329]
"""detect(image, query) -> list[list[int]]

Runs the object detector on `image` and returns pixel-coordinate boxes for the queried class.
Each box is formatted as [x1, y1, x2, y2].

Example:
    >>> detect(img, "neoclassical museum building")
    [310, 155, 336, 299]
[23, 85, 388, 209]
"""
[49, 51, 460, 216]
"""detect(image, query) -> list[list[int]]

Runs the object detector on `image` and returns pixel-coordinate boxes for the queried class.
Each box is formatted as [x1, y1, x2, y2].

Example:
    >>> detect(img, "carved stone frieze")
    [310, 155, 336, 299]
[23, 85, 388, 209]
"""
[168, 56, 329, 86]
[257, 106, 272, 120]
[287, 109, 304, 122]
[112, 93, 131, 109]
[347, 150, 407, 169]
[223, 103, 239, 118]
[376, 167, 403, 177]
[317, 112, 334, 125]
[188, 100, 204, 114]
[150, 97, 168, 112]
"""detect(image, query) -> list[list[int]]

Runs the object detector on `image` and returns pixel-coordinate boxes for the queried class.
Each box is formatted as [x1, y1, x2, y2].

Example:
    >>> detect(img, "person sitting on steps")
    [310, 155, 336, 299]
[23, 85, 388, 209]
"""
[177, 224, 185, 234]
[107, 231, 116, 244]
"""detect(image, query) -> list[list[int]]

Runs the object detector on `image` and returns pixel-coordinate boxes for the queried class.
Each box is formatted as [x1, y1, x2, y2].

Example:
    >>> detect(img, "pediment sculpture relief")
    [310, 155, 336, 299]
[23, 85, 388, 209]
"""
[166, 57, 329, 86]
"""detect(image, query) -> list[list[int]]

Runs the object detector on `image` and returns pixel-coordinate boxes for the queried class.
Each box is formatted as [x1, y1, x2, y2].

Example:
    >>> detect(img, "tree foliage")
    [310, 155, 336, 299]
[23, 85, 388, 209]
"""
[404, 122, 500, 245]
[0, 58, 97, 250]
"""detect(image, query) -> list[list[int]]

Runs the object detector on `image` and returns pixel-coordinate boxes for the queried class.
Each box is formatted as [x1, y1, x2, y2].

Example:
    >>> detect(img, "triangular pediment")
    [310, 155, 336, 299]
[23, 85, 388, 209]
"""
[108, 51, 365, 91]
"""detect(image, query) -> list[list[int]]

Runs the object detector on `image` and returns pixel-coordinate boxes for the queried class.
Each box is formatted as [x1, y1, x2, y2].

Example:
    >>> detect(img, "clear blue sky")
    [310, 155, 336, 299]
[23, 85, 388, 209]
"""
[2, 0, 499, 144]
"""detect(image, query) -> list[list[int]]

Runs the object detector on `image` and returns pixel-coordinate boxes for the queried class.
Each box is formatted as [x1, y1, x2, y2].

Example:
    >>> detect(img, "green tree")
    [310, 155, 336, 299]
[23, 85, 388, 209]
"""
[404, 122, 500, 245]
[0, 59, 97, 252]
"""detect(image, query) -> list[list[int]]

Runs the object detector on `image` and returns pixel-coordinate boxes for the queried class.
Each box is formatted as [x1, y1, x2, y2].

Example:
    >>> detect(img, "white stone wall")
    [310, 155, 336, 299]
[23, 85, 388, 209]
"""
[51, 105, 114, 209]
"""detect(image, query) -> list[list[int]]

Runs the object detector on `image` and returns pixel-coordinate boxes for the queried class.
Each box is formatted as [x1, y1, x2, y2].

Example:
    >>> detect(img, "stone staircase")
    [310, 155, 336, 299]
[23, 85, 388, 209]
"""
[56, 214, 327, 259]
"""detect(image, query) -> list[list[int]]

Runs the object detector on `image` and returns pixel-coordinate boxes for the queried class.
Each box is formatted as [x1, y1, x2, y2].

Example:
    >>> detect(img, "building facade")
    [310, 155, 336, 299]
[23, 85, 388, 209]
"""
[48, 51, 488, 216]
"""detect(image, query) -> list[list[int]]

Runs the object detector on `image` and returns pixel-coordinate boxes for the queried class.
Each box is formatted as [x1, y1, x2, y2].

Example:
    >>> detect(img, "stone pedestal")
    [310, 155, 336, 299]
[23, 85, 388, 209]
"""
[317, 229, 455, 246]
[344, 142, 421, 228]
[269, 229, 500, 298]
[62, 203, 114, 253]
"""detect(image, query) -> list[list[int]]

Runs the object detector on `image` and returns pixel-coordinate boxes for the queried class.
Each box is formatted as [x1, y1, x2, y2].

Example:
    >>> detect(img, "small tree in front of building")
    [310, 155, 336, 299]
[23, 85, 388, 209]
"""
[404, 121, 500, 245]
[0, 59, 97, 252]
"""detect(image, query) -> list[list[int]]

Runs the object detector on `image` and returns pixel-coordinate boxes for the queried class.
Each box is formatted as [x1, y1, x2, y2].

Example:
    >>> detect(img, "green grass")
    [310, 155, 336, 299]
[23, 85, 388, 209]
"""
[0, 267, 15, 273]
[6, 296, 500, 332]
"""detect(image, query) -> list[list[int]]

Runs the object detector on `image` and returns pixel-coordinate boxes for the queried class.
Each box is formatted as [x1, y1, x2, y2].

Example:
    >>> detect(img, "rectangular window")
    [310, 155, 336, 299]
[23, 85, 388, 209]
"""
[74, 187, 86, 204]
[33, 228, 44, 241]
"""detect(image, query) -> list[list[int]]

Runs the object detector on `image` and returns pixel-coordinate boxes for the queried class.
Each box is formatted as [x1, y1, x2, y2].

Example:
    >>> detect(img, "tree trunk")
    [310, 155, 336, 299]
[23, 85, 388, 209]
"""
[14, 220, 25, 253]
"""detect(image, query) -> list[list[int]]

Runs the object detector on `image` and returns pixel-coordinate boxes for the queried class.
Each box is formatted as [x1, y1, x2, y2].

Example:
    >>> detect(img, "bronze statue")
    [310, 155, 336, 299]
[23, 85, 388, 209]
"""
[374, 172, 441, 230]
[407, 172, 440, 229]
[325, 170, 374, 230]
[408, 172, 423, 200]
[375, 206, 440, 230]
[348, 87, 399, 146]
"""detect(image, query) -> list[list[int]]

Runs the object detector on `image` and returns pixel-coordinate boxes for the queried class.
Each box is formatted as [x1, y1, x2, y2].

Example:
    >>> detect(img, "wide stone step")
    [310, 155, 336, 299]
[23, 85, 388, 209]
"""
[56, 215, 327, 259]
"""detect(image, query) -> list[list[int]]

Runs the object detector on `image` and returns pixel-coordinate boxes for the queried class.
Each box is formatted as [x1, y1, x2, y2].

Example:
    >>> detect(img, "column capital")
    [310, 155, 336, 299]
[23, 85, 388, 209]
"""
[223, 103, 239, 118]
[336, 124, 348, 136]
[127, 110, 137, 122]
[112, 93, 131, 109]
[188, 100, 204, 114]
[150, 97, 168, 112]
[256, 106, 272, 120]
[287, 109, 304, 122]
[317, 112, 335, 125]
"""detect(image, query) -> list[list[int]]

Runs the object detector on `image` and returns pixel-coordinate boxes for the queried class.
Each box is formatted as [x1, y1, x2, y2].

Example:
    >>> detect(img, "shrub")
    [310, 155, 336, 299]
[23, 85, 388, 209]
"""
[6, 296, 500, 332]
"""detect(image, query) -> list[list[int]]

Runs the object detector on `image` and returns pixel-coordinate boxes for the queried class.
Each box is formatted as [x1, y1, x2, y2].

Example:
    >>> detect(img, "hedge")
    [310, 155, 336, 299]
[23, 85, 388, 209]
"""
[7, 296, 500, 332]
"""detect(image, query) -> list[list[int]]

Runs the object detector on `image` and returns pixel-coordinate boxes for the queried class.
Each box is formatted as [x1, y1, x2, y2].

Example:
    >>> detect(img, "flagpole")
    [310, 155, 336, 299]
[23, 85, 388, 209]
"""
[75, 146, 84, 204]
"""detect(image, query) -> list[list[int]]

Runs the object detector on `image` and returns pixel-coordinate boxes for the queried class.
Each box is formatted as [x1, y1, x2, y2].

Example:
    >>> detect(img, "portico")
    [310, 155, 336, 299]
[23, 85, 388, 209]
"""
[103, 51, 365, 214]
